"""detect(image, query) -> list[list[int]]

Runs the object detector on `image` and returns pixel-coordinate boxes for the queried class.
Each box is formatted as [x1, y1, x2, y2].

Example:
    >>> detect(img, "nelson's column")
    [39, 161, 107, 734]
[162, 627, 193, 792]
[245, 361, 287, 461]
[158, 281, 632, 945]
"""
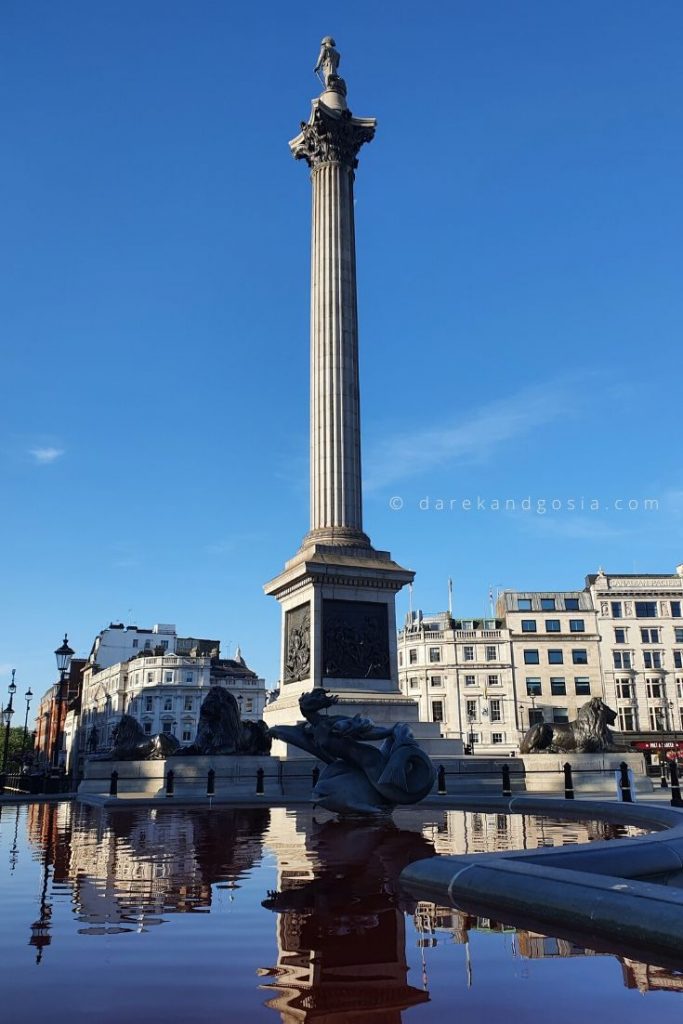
[263, 39, 458, 757]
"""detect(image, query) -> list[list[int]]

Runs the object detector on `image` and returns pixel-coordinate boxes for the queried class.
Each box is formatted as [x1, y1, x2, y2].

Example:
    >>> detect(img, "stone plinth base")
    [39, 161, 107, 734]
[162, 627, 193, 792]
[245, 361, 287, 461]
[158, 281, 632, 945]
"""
[521, 752, 652, 796]
[264, 688, 463, 758]
[79, 756, 280, 802]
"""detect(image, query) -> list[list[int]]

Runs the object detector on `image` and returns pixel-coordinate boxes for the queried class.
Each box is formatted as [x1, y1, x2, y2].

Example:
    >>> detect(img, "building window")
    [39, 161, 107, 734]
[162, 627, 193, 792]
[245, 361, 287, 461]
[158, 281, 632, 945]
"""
[521, 620, 537, 633]
[429, 647, 441, 663]
[671, 601, 682, 618]
[565, 598, 580, 611]
[491, 733, 503, 744]
[526, 678, 542, 696]
[409, 677, 419, 689]
[550, 678, 566, 696]
[675, 629, 683, 644]
[409, 649, 418, 664]
[619, 708, 635, 731]
[162, 721, 173, 734]
[398, 652, 403, 666]
[641, 628, 660, 643]
[163, 697, 173, 711]
[644, 651, 662, 669]
[464, 674, 475, 686]
[649, 706, 666, 731]
[647, 680, 662, 699]
[548, 650, 563, 665]
[147, 672, 154, 683]
[613, 651, 632, 669]
[675, 652, 683, 669]
[524, 650, 539, 665]
[553, 708, 569, 724]
[518, 599, 532, 611]
[186, 672, 193, 683]
[145, 696, 153, 712]
[611, 602, 622, 618]
[489, 699, 502, 722]
[143, 721, 152, 735]
[430, 675, 442, 687]
[184, 697, 193, 711]
[488, 674, 500, 686]
[569, 619, 585, 633]
[182, 729, 192, 742]
[466, 699, 477, 719]
[132, 639, 139, 648]
[165, 671, 173, 683]
[541, 598, 556, 610]
[432, 700, 444, 723]
[463, 646, 475, 661]
[636, 602, 658, 618]
[545, 619, 561, 633]
[529, 708, 544, 725]
[614, 628, 627, 644]
[574, 677, 591, 696]
[572, 649, 588, 665]
[617, 679, 632, 699]
[485, 645, 497, 660]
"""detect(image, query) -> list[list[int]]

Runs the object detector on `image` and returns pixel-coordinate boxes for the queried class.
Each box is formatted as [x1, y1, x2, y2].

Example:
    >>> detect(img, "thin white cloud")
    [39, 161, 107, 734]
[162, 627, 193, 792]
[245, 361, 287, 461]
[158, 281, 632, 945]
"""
[29, 446, 65, 464]
[364, 381, 579, 491]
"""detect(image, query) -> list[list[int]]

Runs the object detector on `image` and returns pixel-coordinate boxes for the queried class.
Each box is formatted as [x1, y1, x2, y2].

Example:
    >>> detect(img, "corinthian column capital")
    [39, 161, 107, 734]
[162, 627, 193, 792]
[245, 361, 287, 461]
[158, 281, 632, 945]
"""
[290, 102, 376, 171]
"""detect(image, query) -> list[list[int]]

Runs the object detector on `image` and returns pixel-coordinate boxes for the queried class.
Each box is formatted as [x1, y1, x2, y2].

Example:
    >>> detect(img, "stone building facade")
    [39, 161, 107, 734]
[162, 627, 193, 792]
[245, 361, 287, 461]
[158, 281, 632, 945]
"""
[70, 623, 266, 774]
[499, 590, 602, 733]
[397, 613, 517, 755]
[399, 566, 683, 759]
[586, 568, 683, 763]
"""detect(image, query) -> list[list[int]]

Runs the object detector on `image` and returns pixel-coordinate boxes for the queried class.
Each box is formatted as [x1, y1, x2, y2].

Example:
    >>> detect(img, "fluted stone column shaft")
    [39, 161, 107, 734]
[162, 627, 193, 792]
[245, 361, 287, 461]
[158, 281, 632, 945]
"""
[310, 159, 363, 538]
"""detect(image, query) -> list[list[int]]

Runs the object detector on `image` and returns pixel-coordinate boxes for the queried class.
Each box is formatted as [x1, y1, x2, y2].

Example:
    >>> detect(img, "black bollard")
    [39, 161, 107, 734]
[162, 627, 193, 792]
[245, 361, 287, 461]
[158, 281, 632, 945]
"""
[660, 759, 669, 788]
[256, 767, 265, 796]
[502, 763, 512, 797]
[563, 762, 574, 800]
[109, 770, 118, 797]
[437, 764, 446, 795]
[207, 768, 215, 796]
[619, 761, 633, 803]
[670, 760, 682, 808]
[166, 769, 175, 797]
[311, 765, 320, 789]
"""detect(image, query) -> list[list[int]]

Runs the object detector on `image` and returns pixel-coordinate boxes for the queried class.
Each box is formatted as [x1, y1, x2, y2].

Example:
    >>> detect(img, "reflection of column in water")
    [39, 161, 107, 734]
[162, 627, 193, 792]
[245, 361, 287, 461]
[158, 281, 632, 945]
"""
[261, 813, 433, 1022]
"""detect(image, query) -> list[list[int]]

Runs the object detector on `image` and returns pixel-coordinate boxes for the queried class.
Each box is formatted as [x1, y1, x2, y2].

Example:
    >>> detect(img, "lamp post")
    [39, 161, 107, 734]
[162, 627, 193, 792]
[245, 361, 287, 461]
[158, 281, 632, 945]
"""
[51, 634, 74, 770]
[669, 700, 679, 768]
[20, 688, 33, 765]
[1, 670, 17, 785]
[467, 710, 476, 755]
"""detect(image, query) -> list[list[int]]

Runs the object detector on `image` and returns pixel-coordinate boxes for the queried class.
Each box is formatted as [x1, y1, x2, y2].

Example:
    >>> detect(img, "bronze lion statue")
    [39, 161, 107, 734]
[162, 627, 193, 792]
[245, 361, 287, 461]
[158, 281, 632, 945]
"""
[88, 714, 180, 761]
[175, 686, 271, 756]
[520, 697, 618, 754]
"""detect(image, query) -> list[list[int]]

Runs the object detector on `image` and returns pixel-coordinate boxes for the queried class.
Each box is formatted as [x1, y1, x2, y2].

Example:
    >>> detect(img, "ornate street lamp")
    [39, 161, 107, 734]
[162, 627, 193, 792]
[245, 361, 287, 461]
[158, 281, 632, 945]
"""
[20, 688, 33, 765]
[1, 670, 17, 782]
[51, 635, 74, 770]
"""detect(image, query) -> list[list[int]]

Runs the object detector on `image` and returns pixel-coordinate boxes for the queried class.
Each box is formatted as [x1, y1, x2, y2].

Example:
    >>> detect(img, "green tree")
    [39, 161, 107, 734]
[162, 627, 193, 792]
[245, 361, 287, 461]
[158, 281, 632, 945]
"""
[1, 725, 35, 770]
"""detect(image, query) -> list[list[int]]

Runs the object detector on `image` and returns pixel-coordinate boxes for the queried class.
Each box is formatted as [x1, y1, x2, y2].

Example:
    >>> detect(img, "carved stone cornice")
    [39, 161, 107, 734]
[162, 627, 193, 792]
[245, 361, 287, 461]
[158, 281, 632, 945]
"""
[290, 101, 376, 170]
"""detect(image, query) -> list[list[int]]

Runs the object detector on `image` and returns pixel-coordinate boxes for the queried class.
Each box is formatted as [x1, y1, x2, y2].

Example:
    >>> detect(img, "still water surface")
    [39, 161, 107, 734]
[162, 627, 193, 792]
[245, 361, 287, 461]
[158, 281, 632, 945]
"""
[0, 802, 680, 1023]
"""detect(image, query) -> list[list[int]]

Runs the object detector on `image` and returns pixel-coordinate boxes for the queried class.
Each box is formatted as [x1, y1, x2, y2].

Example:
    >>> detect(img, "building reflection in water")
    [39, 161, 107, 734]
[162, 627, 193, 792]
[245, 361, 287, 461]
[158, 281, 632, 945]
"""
[16, 801, 683, 1010]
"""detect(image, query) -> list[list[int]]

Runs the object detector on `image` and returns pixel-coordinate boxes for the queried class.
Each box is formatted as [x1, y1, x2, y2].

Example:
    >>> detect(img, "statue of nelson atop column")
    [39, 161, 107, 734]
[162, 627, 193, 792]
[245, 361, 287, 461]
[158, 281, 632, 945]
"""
[314, 36, 347, 96]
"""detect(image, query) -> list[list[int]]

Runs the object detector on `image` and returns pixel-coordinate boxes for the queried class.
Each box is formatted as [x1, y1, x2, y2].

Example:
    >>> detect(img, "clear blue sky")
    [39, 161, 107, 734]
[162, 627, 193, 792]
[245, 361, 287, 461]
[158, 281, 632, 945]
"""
[2, 1, 682, 699]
